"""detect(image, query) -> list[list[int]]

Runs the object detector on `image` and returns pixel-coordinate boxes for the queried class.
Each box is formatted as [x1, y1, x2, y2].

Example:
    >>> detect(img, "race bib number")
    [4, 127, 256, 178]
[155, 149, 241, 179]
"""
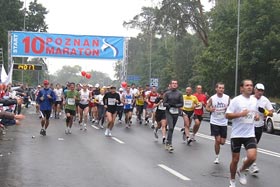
[67, 98, 75, 105]
[108, 98, 116, 105]
[184, 100, 193, 108]
[242, 112, 254, 124]
[158, 103, 166, 110]
[126, 99, 132, 104]
[150, 96, 157, 102]
[215, 111, 225, 119]
[169, 107, 179, 114]
[195, 102, 203, 109]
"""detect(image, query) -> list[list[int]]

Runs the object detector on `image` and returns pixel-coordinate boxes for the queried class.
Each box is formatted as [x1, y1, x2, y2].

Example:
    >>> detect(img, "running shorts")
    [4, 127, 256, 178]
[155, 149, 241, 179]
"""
[230, 137, 257, 153]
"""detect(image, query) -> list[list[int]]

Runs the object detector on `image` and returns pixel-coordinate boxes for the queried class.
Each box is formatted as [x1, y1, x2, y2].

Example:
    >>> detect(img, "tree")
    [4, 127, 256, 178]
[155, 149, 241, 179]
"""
[51, 65, 112, 87]
[193, 0, 280, 97]
[0, 0, 48, 85]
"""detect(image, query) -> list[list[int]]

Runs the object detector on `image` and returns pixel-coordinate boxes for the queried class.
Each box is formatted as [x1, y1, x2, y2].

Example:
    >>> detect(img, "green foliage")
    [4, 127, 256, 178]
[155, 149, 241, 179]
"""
[0, 0, 48, 86]
[51, 65, 112, 87]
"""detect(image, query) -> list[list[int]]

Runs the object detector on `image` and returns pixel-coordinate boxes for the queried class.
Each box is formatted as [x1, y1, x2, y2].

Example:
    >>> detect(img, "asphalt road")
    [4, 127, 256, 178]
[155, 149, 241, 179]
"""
[1, 106, 280, 187]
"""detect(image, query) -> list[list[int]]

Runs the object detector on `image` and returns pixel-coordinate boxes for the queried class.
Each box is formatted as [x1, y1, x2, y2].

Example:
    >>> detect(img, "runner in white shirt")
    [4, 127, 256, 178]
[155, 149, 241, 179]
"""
[78, 84, 91, 131]
[206, 82, 230, 164]
[53, 84, 63, 119]
[95, 88, 106, 129]
[249, 83, 273, 174]
[226, 79, 259, 187]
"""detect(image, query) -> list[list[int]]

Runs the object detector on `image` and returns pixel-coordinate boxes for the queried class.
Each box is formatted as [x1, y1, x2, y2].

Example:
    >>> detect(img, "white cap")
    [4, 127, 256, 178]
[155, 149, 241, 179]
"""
[119, 88, 123, 92]
[255, 83, 265, 90]
[95, 83, 100, 88]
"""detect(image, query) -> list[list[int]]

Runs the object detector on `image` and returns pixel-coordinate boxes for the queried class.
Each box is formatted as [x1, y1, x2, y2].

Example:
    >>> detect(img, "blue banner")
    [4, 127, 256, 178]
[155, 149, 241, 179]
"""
[11, 31, 124, 59]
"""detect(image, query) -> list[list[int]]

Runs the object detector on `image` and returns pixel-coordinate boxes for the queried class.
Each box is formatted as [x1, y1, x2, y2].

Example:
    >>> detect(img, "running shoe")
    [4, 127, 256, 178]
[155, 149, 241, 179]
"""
[214, 157, 219, 164]
[105, 128, 109, 136]
[229, 180, 236, 187]
[151, 123, 155, 129]
[162, 137, 166, 144]
[84, 124, 87, 131]
[80, 124, 83, 130]
[237, 169, 247, 185]
[187, 137, 192, 145]
[192, 134, 196, 141]
[118, 120, 122, 124]
[65, 129, 69, 134]
[40, 129, 46, 136]
[249, 163, 259, 174]
[108, 131, 112, 137]
[182, 130, 186, 142]
[168, 145, 174, 153]
[154, 129, 158, 139]
[165, 144, 170, 150]
[99, 124, 104, 129]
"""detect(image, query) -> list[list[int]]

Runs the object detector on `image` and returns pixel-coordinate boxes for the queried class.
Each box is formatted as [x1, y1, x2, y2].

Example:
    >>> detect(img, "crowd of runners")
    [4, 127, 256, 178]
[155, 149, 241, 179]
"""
[32, 79, 273, 187]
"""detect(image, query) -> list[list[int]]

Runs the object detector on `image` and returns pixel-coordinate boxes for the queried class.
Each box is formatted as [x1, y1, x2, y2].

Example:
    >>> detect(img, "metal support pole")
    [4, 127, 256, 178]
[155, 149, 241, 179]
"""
[235, 0, 240, 96]
[21, 0, 27, 83]
[149, 32, 152, 86]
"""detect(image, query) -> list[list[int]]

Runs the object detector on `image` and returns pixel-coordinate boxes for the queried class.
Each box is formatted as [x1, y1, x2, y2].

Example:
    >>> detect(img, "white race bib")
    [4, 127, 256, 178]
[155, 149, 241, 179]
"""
[150, 96, 157, 102]
[108, 98, 116, 105]
[184, 100, 193, 108]
[158, 103, 166, 110]
[126, 99, 132, 104]
[215, 111, 225, 119]
[195, 102, 203, 109]
[67, 98, 75, 105]
[169, 107, 179, 114]
[242, 112, 254, 124]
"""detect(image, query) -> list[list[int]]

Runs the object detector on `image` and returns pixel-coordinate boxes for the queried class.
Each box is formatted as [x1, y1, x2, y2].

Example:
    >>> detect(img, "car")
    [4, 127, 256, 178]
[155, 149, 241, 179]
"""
[264, 102, 280, 133]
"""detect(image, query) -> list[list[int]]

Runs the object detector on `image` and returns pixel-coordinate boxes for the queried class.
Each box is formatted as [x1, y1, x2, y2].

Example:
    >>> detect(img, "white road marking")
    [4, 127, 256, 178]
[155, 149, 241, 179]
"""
[175, 127, 280, 158]
[111, 137, 125, 144]
[91, 125, 100, 130]
[158, 164, 191, 181]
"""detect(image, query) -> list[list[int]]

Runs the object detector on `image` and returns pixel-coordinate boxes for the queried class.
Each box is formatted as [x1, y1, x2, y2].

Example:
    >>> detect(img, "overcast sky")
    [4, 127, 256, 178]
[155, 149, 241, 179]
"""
[25, 0, 213, 80]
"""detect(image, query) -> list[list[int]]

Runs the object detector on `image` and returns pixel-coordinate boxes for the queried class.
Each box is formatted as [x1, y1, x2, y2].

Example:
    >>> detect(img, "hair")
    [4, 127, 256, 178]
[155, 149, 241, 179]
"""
[240, 79, 252, 87]
[215, 82, 224, 88]
[69, 82, 75, 86]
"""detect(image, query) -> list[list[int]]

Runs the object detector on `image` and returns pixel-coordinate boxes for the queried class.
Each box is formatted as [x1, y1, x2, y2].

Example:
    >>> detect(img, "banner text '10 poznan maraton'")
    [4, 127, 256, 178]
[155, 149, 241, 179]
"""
[11, 31, 124, 60]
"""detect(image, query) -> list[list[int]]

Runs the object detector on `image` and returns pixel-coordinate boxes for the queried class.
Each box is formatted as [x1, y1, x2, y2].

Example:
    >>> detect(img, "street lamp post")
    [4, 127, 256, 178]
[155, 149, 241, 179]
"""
[235, 0, 240, 96]
[21, 0, 27, 83]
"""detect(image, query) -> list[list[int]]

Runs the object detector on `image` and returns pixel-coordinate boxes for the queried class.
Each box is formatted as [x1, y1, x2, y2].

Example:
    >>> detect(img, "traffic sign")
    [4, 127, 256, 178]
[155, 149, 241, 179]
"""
[150, 78, 159, 87]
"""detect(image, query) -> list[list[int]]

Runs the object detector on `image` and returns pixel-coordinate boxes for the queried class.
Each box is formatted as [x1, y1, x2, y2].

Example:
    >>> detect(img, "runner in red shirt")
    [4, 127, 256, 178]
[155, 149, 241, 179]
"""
[145, 86, 159, 128]
[188, 85, 208, 144]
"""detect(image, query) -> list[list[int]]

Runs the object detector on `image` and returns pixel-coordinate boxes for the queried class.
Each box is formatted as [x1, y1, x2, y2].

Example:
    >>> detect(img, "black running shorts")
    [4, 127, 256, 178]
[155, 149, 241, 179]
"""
[210, 124, 227, 138]
[230, 137, 257, 153]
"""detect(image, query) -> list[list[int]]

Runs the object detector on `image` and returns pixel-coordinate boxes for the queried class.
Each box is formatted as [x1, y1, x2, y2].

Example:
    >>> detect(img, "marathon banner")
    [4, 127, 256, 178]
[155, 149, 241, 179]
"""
[10, 31, 124, 59]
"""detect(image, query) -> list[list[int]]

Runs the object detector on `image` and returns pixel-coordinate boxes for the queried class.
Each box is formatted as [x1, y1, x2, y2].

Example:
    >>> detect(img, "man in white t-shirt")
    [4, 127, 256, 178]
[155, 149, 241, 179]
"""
[206, 82, 230, 164]
[226, 79, 259, 187]
[249, 83, 273, 174]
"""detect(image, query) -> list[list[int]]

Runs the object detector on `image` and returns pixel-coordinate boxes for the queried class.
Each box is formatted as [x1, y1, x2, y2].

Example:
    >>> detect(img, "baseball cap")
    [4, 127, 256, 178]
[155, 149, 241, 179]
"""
[37, 85, 41, 88]
[95, 83, 100, 88]
[119, 88, 123, 92]
[255, 83, 265, 90]
[43, 80, 49, 85]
